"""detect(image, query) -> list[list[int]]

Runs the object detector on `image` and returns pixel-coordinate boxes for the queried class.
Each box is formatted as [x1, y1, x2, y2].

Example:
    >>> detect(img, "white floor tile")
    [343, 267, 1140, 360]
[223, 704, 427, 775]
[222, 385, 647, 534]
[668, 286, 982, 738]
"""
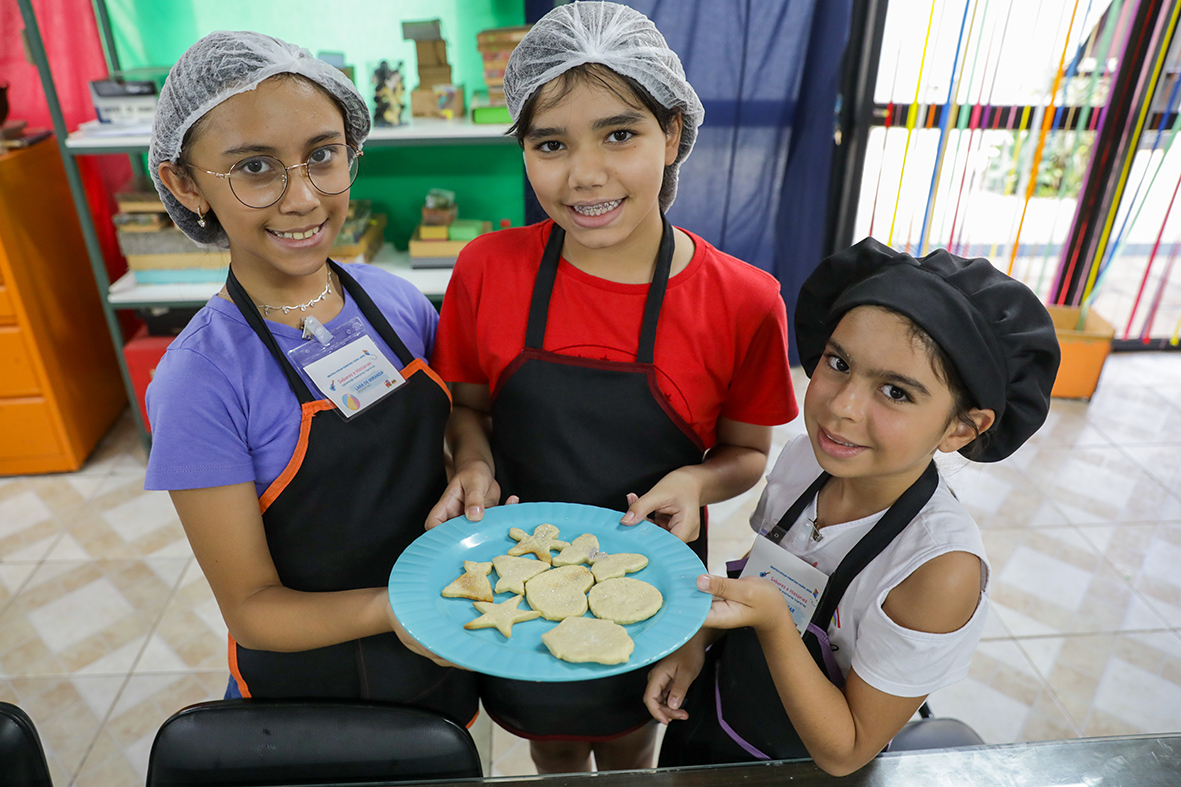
[1093, 658, 1181, 732]
[27, 577, 135, 652]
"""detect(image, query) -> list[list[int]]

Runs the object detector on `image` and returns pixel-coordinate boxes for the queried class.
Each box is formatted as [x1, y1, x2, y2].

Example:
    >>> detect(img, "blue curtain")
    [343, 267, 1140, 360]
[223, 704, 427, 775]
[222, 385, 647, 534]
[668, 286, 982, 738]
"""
[628, 0, 852, 362]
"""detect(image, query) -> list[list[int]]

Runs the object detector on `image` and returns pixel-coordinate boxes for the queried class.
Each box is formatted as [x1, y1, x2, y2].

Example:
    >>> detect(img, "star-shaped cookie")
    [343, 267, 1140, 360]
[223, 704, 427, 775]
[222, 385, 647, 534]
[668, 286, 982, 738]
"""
[553, 534, 600, 566]
[463, 595, 541, 638]
[492, 554, 550, 595]
[441, 560, 494, 603]
[589, 552, 648, 582]
[507, 523, 570, 563]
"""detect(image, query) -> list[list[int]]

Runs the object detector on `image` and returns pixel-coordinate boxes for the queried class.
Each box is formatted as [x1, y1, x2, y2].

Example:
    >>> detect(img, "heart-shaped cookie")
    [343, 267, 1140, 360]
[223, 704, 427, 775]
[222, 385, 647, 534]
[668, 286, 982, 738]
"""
[524, 564, 594, 620]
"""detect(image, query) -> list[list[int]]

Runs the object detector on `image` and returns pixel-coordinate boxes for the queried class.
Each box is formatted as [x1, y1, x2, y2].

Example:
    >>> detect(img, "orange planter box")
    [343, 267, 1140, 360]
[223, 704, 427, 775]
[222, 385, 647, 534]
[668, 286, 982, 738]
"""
[1047, 305, 1114, 399]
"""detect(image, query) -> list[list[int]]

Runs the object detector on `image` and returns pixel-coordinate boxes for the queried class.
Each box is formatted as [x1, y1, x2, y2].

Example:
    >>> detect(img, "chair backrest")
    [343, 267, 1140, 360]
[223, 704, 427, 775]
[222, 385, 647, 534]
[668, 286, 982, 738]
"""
[888, 717, 986, 752]
[145, 699, 482, 787]
[0, 702, 53, 787]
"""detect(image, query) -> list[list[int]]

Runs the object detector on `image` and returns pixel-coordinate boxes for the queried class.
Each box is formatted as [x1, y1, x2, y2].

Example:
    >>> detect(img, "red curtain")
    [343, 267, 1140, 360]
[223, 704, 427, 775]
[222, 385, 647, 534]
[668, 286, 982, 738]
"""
[1, 0, 134, 335]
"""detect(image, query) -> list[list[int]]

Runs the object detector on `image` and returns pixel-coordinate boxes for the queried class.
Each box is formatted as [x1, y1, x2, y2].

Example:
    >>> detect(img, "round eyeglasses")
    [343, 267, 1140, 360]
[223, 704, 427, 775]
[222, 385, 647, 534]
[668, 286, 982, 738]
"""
[190, 143, 362, 209]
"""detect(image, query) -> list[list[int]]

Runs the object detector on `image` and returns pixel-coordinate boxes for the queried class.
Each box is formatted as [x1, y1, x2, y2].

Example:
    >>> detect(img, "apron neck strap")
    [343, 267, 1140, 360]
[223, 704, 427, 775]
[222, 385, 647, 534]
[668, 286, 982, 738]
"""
[226, 264, 316, 404]
[796, 461, 941, 686]
[767, 461, 941, 685]
[808, 461, 939, 632]
[525, 214, 676, 364]
[225, 261, 419, 404]
[330, 261, 416, 368]
[766, 471, 830, 546]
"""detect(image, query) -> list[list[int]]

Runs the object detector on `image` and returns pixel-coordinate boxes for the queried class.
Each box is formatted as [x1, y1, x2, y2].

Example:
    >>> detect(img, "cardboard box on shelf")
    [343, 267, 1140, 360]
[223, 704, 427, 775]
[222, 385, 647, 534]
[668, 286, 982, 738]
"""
[411, 86, 465, 118]
[1047, 306, 1116, 399]
[418, 65, 453, 88]
[416, 39, 448, 66]
[433, 85, 465, 119]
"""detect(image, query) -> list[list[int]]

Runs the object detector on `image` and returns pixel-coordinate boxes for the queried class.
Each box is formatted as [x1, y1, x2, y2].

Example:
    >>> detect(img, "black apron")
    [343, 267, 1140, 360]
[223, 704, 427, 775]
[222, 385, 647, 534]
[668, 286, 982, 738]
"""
[481, 217, 707, 740]
[659, 461, 940, 765]
[223, 261, 477, 724]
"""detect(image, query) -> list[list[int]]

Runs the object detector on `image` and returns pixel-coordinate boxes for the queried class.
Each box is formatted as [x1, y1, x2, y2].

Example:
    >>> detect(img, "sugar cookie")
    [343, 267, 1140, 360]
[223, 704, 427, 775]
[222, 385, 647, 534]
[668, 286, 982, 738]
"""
[464, 595, 541, 638]
[589, 552, 648, 582]
[524, 564, 594, 620]
[553, 534, 600, 566]
[441, 560, 494, 603]
[542, 616, 634, 665]
[588, 577, 663, 624]
[492, 554, 550, 595]
[508, 523, 570, 564]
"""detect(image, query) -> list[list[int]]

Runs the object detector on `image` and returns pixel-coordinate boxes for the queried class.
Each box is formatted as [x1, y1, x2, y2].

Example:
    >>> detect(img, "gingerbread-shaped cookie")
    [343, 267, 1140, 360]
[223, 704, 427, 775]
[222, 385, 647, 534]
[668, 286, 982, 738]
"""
[553, 534, 600, 567]
[507, 523, 570, 564]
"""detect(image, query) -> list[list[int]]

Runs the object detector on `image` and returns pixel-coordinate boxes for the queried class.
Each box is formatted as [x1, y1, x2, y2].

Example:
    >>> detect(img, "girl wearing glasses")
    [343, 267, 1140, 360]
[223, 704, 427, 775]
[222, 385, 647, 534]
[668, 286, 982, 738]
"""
[144, 31, 477, 722]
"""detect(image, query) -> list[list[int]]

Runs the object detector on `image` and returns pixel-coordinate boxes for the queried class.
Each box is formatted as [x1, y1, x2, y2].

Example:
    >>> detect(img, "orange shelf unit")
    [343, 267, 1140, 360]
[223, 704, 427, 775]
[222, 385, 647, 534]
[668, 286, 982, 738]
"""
[0, 139, 126, 474]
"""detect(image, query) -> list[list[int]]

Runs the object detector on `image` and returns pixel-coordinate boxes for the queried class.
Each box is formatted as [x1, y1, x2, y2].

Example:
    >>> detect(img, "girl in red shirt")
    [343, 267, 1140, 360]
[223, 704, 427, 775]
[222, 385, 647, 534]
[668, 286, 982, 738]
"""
[428, 2, 796, 773]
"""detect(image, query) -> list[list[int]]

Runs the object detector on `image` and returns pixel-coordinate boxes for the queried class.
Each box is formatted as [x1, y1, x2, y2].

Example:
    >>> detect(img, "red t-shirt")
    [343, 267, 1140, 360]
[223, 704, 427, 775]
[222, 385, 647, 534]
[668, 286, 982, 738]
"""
[432, 221, 798, 449]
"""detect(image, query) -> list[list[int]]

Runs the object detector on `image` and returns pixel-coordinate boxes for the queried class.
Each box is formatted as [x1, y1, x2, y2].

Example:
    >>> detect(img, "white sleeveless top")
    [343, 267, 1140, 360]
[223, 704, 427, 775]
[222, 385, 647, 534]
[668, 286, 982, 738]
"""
[749, 435, 991, 697]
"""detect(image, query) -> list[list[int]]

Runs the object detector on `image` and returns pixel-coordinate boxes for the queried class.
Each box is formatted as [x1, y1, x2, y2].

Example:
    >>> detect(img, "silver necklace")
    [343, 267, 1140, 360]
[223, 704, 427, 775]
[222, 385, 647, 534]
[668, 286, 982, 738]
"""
[257, 268, 333, 316]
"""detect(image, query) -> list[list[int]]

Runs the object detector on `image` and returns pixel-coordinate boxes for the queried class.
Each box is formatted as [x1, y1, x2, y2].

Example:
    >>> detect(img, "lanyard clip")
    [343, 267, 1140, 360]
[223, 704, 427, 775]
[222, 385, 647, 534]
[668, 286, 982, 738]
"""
[301, 315, 333, 345]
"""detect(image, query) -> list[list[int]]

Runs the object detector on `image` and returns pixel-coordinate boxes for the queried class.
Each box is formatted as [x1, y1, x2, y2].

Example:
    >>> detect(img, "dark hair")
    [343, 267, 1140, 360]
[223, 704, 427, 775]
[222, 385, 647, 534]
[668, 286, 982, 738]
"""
[899, 314, 992, 460]
[508, 63, 682, 211]
[174, 73, 354, 243]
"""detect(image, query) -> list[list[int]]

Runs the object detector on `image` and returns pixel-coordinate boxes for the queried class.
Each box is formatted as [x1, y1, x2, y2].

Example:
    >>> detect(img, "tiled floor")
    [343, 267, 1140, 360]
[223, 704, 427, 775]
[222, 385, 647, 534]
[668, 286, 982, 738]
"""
[2, 353, 1180, 784]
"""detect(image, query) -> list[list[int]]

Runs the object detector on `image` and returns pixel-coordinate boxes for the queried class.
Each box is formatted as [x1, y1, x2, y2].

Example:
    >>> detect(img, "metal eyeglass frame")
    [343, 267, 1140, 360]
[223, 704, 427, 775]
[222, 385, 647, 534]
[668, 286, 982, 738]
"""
[188, 143, 363, 209]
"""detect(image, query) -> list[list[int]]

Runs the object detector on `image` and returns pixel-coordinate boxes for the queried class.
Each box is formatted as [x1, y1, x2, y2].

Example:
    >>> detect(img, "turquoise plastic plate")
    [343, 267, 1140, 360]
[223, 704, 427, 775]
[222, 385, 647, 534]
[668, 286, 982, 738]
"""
[389, 501, 710, 682]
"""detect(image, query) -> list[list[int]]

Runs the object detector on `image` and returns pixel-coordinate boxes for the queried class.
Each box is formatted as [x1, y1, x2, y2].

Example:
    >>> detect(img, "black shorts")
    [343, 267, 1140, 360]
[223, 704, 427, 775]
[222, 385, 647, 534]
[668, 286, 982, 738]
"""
[480, 668, 651, 741]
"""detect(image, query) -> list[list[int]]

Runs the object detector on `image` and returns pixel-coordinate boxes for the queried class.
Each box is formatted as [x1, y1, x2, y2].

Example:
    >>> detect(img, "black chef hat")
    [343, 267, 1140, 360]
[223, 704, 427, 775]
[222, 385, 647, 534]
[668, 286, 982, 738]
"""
[795, 238, 1060, 462]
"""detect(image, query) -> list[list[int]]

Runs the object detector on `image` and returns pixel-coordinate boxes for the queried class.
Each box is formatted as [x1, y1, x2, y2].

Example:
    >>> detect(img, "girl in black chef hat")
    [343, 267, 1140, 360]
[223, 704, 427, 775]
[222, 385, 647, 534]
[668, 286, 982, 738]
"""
[645, 238, 1061, 776]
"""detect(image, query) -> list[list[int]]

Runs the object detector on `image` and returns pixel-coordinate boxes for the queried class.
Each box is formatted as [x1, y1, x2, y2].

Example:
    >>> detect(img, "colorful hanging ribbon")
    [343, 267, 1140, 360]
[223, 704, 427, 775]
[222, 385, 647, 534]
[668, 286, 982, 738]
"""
[1007, 0, 1083, 275]
[887, 0, 939, 247]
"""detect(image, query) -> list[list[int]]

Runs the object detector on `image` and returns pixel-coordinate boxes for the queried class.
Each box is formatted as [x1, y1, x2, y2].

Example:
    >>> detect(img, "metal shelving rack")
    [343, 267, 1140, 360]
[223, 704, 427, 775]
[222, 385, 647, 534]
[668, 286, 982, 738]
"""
[17, 0, 515, 451]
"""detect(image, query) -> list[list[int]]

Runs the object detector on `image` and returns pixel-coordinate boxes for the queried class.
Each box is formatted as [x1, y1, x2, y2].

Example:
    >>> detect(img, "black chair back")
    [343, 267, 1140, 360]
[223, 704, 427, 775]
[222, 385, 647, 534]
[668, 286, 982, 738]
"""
[145, 699, 482, 786]
[0, 702, 53, 787]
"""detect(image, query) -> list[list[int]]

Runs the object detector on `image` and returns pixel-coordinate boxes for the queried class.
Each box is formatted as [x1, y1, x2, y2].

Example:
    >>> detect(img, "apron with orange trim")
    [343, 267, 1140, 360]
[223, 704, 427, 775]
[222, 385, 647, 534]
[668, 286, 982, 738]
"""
[480, 217, 708, 740]
[223, 261, 477, 722]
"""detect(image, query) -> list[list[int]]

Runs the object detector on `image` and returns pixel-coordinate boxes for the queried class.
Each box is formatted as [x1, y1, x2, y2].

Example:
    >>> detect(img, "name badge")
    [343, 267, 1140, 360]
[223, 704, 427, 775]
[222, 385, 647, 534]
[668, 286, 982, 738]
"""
[289, 317, 405, 418]
[741, 534, 829, 635]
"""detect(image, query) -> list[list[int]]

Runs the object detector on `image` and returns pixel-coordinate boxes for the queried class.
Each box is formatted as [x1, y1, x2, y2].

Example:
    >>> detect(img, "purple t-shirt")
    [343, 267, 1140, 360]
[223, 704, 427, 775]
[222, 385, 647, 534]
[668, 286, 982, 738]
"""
[145, 264, 439, 496]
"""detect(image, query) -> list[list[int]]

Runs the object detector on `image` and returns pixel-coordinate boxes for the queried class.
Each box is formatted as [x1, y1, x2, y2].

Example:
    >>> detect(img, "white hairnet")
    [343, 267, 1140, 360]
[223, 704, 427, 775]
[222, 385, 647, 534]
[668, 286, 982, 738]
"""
[504, 1, 704, 210]
[149, 31, 370, 246]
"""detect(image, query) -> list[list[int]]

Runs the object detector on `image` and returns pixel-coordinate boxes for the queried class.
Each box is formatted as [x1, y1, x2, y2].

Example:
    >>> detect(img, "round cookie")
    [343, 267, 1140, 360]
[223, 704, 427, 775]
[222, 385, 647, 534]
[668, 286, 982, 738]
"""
[588, 577, 663, 624]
